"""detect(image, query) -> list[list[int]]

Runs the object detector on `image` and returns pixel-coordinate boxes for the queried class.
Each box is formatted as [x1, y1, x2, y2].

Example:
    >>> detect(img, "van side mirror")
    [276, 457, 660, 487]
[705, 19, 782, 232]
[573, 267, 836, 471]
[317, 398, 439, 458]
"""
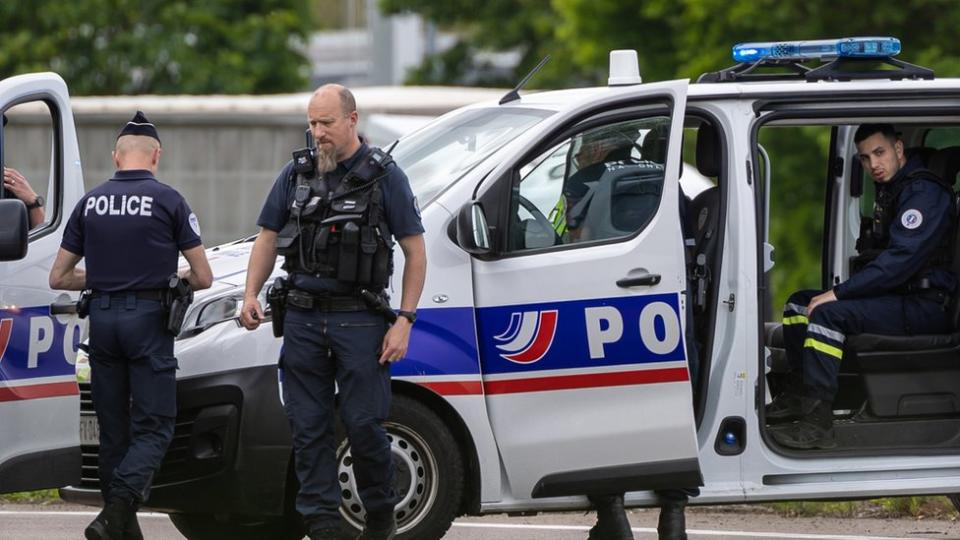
[455, 201, 492, 255]
[0, 199, 28, 261]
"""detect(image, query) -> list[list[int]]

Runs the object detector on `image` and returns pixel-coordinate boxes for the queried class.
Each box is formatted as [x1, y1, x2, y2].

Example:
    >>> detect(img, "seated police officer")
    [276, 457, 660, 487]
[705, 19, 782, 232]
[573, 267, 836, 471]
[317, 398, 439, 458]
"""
[768, 123, 956, 449]
[239, 84, 426, 540]
[49, 112, 213, 540]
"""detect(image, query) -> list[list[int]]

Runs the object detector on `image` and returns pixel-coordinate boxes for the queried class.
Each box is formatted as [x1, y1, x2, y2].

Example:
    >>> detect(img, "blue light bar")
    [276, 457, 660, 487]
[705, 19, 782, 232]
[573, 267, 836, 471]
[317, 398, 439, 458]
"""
[732, 37, 901, 63]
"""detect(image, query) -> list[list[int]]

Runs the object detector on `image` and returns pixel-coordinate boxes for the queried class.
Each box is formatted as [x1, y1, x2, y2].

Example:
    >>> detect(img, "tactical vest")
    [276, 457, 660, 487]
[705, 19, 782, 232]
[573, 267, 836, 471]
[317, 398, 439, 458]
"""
[855, 167, 956, 273]
[276, 146, 395, 292]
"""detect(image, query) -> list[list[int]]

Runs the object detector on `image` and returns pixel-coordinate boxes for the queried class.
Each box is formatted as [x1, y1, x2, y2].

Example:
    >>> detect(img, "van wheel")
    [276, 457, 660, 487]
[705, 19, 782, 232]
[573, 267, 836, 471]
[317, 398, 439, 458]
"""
[338, 394, 464, 540]
[949, 494, 960, 513]
[168, 512, 304, 540]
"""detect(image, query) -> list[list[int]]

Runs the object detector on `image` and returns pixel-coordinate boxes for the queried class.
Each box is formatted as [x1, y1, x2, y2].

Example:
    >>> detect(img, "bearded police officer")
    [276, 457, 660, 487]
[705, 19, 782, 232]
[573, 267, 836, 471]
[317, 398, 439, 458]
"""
[49, 112, 213, 540]
[768, 123, 956, 449]
[239, 84, 426, 540]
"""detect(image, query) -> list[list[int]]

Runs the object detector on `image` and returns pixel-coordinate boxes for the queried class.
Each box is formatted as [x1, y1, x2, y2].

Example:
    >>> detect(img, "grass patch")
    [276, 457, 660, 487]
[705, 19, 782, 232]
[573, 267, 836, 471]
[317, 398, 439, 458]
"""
[767, 496, 958, 519]
[0, 489, 62, 504]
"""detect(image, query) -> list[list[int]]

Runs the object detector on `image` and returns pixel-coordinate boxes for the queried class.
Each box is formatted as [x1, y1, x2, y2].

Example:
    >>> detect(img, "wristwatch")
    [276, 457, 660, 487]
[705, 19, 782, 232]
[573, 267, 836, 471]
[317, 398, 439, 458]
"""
[397, 310, 417, 324]
[25, 195, 43, 210]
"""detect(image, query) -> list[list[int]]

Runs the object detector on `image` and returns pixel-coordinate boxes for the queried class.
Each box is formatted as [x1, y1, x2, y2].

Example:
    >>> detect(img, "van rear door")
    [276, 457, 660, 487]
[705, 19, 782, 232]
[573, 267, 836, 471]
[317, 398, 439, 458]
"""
[0, 73, 84, 493]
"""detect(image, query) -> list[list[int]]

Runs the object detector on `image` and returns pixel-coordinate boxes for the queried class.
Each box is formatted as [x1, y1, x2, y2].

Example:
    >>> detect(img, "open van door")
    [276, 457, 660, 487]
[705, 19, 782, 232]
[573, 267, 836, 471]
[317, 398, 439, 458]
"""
[0, 73, 84, 493]
[459, 80, 701, 499]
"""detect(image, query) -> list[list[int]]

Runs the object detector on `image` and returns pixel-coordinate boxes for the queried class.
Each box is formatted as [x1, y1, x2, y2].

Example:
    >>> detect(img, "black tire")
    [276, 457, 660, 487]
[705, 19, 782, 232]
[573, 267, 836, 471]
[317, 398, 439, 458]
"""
[168, 512, 305, 540]
[338, 394, 464, 540]
[949, 494, 960, 513]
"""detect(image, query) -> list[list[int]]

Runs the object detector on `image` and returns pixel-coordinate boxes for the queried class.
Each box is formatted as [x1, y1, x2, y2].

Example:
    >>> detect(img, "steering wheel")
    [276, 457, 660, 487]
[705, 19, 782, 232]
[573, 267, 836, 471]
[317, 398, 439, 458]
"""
[517, 195, 561, 247]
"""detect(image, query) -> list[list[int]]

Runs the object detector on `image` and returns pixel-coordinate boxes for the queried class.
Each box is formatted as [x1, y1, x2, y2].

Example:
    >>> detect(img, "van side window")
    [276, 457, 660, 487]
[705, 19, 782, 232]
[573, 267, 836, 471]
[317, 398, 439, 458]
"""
[508, 115, 670, 252]
[2, 101, 57, 234]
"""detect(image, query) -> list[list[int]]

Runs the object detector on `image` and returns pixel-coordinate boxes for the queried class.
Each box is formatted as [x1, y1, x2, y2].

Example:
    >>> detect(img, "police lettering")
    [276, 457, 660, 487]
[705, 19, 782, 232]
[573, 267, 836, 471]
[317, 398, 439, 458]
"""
[585, 301, 681, 359]
[84, 195, 153, 217]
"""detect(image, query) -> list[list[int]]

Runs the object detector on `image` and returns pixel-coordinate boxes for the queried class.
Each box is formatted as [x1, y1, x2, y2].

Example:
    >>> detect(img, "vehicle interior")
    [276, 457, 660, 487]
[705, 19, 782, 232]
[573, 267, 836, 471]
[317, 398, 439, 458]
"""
[761, 120, 960, 454]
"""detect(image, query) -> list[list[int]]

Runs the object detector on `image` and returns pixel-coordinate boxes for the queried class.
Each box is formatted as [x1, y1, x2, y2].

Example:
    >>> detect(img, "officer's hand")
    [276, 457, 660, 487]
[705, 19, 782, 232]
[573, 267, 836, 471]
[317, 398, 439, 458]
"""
[240, 297, 264, 330]
[3, 167, 37, 203]
[807, 289, 837, 315]
[379, 319, 412, 364]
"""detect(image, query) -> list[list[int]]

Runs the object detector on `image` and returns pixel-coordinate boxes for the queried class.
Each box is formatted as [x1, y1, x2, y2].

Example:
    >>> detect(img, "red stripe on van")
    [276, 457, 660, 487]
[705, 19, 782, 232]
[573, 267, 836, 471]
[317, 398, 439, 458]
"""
[418, 367, 689, 396]
[0, 382, 79, 402]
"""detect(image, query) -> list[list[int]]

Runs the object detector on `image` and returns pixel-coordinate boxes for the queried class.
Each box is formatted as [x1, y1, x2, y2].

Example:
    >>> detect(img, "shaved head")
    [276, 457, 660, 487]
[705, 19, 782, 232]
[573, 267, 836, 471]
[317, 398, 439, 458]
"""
[312, 84, 356, 116]
[114, 135, 161, 172]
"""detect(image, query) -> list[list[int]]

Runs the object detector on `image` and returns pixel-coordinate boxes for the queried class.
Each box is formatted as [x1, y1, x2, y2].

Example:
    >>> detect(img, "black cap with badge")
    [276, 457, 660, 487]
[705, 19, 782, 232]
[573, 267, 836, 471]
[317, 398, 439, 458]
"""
[117, 110, 160, 145]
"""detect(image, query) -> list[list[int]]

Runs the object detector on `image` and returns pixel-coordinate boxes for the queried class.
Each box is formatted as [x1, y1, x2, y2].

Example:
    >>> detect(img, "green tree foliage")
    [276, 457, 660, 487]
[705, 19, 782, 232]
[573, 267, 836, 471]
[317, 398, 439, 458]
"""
[385, 0, 960, 310]
[0, 1, 313, 94]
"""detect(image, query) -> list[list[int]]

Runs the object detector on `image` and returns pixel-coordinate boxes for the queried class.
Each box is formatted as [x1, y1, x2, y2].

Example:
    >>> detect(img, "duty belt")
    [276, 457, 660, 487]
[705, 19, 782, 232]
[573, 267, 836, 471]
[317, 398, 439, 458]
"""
[90, 289, 166, 301]
[286, 289, 366, 312]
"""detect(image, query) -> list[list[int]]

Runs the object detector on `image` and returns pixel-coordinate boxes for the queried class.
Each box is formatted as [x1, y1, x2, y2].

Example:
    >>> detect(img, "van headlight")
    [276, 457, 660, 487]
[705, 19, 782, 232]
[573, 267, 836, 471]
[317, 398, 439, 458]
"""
[178, 286, 270, 339]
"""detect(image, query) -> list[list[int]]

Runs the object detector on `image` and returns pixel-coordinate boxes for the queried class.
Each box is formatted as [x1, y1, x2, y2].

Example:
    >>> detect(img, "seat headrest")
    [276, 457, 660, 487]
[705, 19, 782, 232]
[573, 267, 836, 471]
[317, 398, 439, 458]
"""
[696, 123, 720, 178]
[928, 146, 960, 188]
[641, 125, 668, 163]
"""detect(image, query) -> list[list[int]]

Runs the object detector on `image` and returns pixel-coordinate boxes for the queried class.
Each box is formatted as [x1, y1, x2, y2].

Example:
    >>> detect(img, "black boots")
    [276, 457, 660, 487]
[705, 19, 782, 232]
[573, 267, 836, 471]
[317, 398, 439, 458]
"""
[770, 398, 836, 449]
[657, 499, 688, 540]
[85, 498, 138, 540]
[356, 510, 397, 540]
[587, 494, 633, 540]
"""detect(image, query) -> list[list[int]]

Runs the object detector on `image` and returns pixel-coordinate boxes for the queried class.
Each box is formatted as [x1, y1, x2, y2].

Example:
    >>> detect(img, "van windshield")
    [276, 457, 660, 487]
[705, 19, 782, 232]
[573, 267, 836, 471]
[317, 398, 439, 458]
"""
[391, 107, 554, 204]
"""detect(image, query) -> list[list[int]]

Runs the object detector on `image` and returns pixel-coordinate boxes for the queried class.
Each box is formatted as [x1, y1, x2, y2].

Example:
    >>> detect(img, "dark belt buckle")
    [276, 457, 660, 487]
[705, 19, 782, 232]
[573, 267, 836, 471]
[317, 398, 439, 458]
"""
[287, 290, 315, 310]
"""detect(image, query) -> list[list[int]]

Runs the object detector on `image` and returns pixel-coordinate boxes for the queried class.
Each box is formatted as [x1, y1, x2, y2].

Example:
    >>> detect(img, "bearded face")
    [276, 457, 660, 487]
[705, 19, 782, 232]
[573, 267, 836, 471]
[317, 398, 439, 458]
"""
[315, 143, 338, 174]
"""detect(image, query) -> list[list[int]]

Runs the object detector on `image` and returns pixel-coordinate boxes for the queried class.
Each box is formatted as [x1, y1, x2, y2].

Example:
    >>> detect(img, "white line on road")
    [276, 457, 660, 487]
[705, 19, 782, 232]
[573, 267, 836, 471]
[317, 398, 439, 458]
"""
[452, 522, 920, 540]
[0, 512, 927, 540]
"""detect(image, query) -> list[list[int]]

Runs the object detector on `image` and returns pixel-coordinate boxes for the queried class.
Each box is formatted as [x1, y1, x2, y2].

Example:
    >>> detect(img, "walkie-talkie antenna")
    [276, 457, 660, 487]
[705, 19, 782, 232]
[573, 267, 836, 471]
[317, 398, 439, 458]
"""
[499, 55, 551, 105]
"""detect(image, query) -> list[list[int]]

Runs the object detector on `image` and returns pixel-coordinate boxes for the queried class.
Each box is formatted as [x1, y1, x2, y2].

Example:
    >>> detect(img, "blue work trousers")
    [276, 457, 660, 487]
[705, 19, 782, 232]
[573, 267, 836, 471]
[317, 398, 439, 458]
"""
[88, 294, 176, 504]
[782, 289, 951, 402]
[281, 307, 395, 530]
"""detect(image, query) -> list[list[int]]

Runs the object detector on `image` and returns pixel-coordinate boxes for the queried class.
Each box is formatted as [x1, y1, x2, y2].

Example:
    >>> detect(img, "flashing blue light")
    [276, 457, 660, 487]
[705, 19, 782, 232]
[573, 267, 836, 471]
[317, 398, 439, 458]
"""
[732, 37, 901, 63]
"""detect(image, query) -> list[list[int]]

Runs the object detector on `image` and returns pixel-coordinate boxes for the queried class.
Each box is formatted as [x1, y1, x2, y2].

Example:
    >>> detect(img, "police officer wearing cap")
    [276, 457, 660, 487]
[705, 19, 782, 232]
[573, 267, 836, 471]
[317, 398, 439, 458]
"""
[239, 84, 426, 540]
[768, 123, 956, 449]
[49, 111, 213, 539]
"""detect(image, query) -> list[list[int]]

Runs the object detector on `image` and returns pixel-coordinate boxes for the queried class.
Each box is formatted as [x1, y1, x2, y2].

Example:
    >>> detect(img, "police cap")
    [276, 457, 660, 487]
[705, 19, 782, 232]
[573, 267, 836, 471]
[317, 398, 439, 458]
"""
[118, 110, 160, 145]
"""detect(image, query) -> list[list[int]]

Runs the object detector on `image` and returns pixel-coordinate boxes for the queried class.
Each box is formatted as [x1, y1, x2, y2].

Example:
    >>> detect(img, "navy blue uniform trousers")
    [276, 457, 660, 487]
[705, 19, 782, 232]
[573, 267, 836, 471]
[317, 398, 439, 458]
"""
[282, 307, 395, 530]
[88, 294, 177, 503]
[783, 289, 950, 402]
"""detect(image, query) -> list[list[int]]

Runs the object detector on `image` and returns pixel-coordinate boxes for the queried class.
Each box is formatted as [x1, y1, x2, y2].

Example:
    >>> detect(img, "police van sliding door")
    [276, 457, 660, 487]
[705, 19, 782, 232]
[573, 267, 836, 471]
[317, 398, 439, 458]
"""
[0, 74, 83, 493]
[470, 80, 701, 500]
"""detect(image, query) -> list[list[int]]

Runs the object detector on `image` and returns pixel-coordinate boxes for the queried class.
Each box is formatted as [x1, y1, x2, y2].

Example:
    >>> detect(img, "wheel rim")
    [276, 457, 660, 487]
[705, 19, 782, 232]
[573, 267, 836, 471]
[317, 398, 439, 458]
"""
[338, 421, 440, 534]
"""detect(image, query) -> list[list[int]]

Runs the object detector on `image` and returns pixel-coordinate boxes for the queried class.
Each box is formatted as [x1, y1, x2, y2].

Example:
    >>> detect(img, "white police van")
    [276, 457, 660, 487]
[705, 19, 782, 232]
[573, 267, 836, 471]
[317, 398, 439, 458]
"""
[6, 37, 960, 539]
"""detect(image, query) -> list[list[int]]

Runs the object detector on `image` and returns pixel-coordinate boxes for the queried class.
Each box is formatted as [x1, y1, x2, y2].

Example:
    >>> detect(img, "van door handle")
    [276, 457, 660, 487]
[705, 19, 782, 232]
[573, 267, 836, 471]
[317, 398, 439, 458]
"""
[616, 273, 661, 288]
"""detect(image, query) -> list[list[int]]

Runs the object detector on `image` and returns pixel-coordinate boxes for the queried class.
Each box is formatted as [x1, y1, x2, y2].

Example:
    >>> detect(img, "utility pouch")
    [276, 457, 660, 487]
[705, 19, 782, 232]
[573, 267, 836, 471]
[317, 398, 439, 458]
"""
[165, 274, 194, 336]
[77, 290, 91, 319]
[338, 221, 360, 283]
[358, 226, 377, 284]
[266, 277, 288, 338]
[276, 221, 301, 255]
[314, 226, 330, 251]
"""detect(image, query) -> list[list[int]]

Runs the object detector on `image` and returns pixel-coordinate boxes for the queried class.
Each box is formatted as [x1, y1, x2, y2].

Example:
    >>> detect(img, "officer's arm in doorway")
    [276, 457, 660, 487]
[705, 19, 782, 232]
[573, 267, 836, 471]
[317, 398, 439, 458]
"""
[379, 233, 426, 365]
[48, 248, 86, 291]
[4, 167, 45, 229]
[178, 245, 213, 291]
[239, 228, 278, 330]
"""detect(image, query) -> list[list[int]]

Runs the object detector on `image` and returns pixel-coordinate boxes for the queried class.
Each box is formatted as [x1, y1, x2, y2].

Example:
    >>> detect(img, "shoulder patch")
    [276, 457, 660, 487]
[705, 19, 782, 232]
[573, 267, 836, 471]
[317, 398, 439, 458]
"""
[188, 212, 201, 236]
[901, 208, 923, 230]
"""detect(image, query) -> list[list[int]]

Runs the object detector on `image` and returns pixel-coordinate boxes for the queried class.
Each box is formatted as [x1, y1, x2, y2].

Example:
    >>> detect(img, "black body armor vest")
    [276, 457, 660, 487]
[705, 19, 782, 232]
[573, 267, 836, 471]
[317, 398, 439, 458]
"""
[856, 167, 956, 271]
[275, 146, 395, 292]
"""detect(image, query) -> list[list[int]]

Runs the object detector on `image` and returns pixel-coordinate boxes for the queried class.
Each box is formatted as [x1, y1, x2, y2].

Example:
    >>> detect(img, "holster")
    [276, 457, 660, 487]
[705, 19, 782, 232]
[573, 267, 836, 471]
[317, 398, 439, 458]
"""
[359, 288, 397, 323]
[164, 275, 194, 336]
[77, 290, 91, 319]
[267, 277, 288, 338]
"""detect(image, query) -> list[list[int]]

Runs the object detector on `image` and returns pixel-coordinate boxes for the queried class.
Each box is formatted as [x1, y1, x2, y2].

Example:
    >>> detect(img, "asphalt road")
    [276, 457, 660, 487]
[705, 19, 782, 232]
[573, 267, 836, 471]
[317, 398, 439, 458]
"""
[3, 504, 960, 540]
